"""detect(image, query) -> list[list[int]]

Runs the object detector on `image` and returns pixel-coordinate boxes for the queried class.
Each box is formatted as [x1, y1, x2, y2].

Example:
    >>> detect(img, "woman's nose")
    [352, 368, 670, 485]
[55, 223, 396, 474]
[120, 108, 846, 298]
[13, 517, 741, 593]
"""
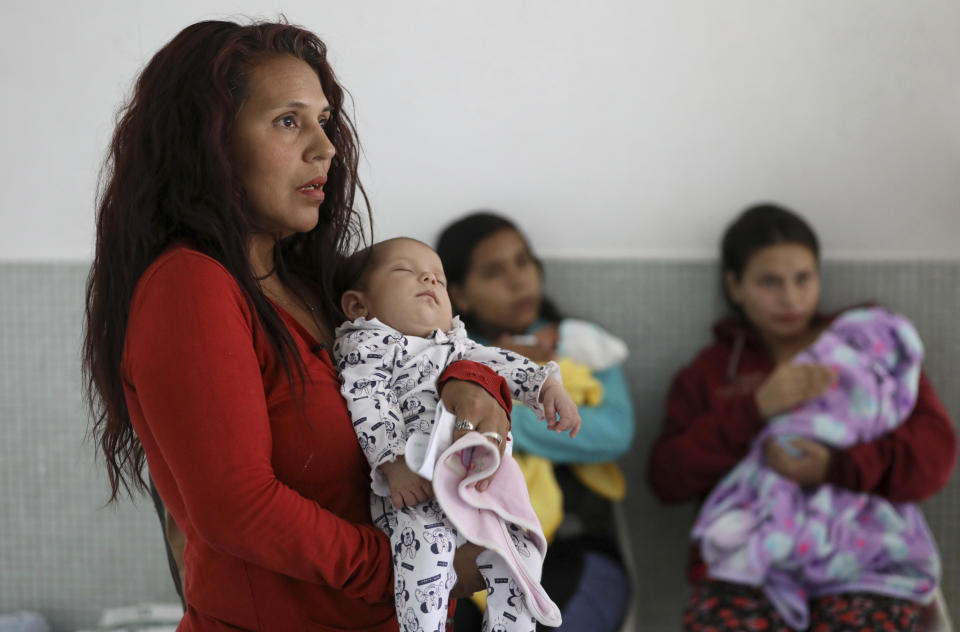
[783, 283, 803, 307]
[507, 267, 527, 289]
[308, 124, 336, 163]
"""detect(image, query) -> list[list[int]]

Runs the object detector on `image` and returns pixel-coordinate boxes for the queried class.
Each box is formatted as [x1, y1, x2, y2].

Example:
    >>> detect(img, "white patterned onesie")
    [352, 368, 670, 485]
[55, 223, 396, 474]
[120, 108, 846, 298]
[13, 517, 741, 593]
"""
[333, 316, 560, 632]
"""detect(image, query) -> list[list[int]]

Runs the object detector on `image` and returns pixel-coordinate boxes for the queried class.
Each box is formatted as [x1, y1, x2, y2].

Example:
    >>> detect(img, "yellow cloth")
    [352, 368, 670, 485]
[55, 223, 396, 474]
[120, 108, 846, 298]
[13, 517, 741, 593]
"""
[470, 452, 563, 612]
[571, 462, 627, 501]
[557, 357, 604, 406]
[555, 358, 625, 500]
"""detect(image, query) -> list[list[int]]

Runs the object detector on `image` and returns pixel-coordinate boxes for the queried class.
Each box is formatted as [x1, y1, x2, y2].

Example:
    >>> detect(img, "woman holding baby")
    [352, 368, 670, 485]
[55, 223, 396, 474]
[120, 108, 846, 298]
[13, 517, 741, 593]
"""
[648, 204, 956, 631]
[83, 19, 514, 631]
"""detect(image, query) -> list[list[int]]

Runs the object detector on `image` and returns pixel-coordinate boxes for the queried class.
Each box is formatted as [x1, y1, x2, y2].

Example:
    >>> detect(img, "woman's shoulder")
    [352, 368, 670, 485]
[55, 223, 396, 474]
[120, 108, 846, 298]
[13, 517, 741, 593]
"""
[132, 245, 248, 312]
[144, 244, 233, 279]
[672, 318, 751, 379]
[142, 245, 239, 289]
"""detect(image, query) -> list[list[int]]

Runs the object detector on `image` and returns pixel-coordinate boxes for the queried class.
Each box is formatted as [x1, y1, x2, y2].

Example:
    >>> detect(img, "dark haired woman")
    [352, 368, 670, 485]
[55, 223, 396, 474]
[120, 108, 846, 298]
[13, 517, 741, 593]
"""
[648, 204, 956, 631]
[83, 20, 510, 630]
[437, 212, 636, 631]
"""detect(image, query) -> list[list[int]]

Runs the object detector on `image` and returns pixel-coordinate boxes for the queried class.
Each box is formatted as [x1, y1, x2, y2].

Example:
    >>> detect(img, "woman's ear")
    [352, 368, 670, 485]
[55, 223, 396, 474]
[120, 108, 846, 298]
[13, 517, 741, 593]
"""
[448, 284, 470, 314]
[341, 290, 369, 321]
[724, 271, 743, 305]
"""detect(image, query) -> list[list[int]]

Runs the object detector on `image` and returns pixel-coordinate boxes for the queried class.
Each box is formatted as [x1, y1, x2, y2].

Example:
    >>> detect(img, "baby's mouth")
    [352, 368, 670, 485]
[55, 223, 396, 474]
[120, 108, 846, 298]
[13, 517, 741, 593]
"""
[417, 290, 438, 304]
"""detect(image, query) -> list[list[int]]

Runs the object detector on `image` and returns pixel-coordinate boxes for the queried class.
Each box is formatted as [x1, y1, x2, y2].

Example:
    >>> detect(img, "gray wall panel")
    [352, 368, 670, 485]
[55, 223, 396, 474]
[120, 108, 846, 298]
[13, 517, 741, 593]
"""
[1, 260, 956, 629]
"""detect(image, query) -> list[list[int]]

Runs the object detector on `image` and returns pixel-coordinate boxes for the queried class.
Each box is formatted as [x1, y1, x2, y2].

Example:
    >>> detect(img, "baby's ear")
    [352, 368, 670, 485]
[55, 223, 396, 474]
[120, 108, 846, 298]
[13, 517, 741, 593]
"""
[341, 290, 369, 321]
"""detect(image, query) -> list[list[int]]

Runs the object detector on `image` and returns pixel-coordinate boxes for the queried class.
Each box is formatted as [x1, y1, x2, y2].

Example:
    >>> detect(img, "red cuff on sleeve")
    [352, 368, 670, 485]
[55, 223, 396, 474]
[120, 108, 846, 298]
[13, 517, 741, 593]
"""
[437, 360, 512, 421]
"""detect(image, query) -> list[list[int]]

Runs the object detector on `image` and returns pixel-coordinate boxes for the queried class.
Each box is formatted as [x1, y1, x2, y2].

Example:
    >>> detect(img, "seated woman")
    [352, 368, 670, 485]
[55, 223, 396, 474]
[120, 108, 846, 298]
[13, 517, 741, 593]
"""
[437, 211, 636, 631]
[648, 203, 957, 632]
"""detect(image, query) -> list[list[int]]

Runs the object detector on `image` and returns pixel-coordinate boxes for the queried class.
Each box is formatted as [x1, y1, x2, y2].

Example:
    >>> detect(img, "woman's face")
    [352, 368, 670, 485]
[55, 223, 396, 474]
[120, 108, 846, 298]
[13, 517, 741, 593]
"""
[726, 243, 820, 342]
[232, 55, 336, 239]
[450, 229, 542, 335]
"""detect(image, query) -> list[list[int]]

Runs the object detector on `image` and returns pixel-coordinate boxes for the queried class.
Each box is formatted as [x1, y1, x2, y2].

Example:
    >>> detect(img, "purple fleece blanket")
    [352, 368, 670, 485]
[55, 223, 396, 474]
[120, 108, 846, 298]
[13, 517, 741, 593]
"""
[692, 307, 940, 630]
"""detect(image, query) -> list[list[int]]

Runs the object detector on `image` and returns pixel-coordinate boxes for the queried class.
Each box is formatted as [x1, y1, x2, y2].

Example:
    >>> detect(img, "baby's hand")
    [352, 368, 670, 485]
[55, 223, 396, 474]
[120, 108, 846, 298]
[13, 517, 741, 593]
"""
[380, 457, 434, 509]
[539, 378, 581, 438]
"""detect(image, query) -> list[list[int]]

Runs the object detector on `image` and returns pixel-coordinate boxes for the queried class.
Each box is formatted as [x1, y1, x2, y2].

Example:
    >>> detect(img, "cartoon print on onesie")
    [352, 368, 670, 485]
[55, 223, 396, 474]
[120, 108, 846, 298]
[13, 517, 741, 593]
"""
[423, 523, 455, 555]
[415, 577, 444, 614]
[395, 525, 421, 561]
[507, 579, 526, 613]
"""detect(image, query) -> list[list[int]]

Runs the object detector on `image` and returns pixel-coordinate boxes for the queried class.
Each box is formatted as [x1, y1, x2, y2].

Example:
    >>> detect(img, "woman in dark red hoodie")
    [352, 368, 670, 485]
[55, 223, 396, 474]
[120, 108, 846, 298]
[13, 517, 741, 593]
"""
[648, 204, 956, 631]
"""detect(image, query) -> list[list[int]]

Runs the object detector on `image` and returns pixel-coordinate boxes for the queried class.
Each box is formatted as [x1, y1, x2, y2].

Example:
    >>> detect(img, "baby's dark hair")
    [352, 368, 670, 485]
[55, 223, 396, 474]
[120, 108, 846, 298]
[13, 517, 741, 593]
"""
[335, 236, 433, 297]
[720, 203, 820, 313]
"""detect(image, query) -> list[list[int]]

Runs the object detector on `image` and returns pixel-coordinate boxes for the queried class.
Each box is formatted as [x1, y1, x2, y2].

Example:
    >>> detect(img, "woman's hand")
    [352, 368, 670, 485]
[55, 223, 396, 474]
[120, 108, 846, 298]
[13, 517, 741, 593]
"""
[450, 543, 485, 599]
[442, 379, 510, 491]
[755, 364, 836, 418]
[493, 339, 556, 363]
[532, 323, 560, 353]
[494, 325, 559, 364]
[764, 437, 832, 487]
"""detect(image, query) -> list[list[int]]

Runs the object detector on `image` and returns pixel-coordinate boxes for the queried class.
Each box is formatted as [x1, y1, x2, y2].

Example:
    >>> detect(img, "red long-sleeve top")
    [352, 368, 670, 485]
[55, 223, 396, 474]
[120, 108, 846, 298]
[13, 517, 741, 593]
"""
[647, 313, 957, 582]
[122, 247, 510, 631]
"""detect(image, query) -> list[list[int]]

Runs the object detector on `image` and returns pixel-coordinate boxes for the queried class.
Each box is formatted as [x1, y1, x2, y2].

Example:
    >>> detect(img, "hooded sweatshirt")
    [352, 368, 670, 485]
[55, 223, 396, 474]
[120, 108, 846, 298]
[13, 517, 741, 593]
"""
[646, 311, 956, 582]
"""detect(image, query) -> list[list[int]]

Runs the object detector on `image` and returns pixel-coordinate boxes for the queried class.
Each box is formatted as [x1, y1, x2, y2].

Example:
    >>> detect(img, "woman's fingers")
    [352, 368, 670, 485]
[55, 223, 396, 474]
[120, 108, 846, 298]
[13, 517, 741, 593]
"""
[439, 378, 509, 491]
[450, 543, 485, 599]
[758, 363, 838, 418]
[474, 414, 508, 492]
[764, 436, 832, 487]
[804, 364, 836, 398]
[533, 323, 560, 351]
[452, 419, 474, 444]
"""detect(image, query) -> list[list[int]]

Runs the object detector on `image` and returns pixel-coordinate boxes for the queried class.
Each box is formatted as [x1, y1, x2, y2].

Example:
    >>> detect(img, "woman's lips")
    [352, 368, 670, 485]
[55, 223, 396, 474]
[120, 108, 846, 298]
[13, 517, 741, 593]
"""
[774, 313, 801, 323]
[296, 175, 327, 202]
[512, 297, 538, 312]
[297, 187, 325, 202]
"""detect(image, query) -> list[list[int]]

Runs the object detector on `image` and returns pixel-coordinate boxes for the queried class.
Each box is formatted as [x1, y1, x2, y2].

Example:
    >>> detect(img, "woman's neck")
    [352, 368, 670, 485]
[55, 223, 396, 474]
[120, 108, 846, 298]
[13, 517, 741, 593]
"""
[474, 318, 542, 341]
[248, 234, 277, 279]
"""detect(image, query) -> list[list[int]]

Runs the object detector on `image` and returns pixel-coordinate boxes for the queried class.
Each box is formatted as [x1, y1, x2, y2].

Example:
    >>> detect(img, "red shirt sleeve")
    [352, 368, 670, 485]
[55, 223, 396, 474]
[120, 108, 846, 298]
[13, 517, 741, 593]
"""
[647, 356, 766, 503]
[827, 371, 957, 502]
[123, 251, 393, 604]
[437, 360, 513, 417]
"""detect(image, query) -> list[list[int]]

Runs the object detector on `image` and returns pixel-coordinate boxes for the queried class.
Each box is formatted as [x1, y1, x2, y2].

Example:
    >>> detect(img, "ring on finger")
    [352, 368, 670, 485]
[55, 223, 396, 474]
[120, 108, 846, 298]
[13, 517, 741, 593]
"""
[482, 431, 503, 446]
[454, 418, 475, 432]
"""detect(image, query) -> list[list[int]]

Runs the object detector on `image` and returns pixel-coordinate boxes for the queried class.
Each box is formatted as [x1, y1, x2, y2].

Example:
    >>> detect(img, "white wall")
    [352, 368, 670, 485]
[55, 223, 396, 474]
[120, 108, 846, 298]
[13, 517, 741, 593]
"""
[2, 0, 958, 261]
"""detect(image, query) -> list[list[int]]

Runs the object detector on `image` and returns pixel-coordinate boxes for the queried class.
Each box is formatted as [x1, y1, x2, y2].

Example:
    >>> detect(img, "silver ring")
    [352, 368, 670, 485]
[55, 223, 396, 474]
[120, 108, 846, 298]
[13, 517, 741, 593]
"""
[482, 431, 503, 446]
[454, 419, 475, 432]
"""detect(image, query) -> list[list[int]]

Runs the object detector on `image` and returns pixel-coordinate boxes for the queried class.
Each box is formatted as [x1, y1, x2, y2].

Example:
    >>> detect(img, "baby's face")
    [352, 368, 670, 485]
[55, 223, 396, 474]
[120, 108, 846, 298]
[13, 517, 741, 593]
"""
[357, 239, 454, 337]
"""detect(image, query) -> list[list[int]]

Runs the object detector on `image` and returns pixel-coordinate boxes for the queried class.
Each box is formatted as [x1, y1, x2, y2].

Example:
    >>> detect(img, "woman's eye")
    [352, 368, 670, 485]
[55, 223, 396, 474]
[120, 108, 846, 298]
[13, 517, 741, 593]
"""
[319, 117, 331, 129]
[480, 266, 503, 280]
[278, 115, 297, 128]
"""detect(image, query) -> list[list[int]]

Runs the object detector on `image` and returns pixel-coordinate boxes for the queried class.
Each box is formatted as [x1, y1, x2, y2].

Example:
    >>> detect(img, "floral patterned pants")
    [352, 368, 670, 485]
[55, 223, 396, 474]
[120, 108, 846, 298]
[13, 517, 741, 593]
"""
[683, 579, 922, 632]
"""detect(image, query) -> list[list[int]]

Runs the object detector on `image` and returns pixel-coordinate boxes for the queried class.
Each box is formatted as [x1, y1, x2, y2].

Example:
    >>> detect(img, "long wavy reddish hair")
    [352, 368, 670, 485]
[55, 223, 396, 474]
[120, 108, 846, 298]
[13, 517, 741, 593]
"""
[83, 19, 370, 501]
